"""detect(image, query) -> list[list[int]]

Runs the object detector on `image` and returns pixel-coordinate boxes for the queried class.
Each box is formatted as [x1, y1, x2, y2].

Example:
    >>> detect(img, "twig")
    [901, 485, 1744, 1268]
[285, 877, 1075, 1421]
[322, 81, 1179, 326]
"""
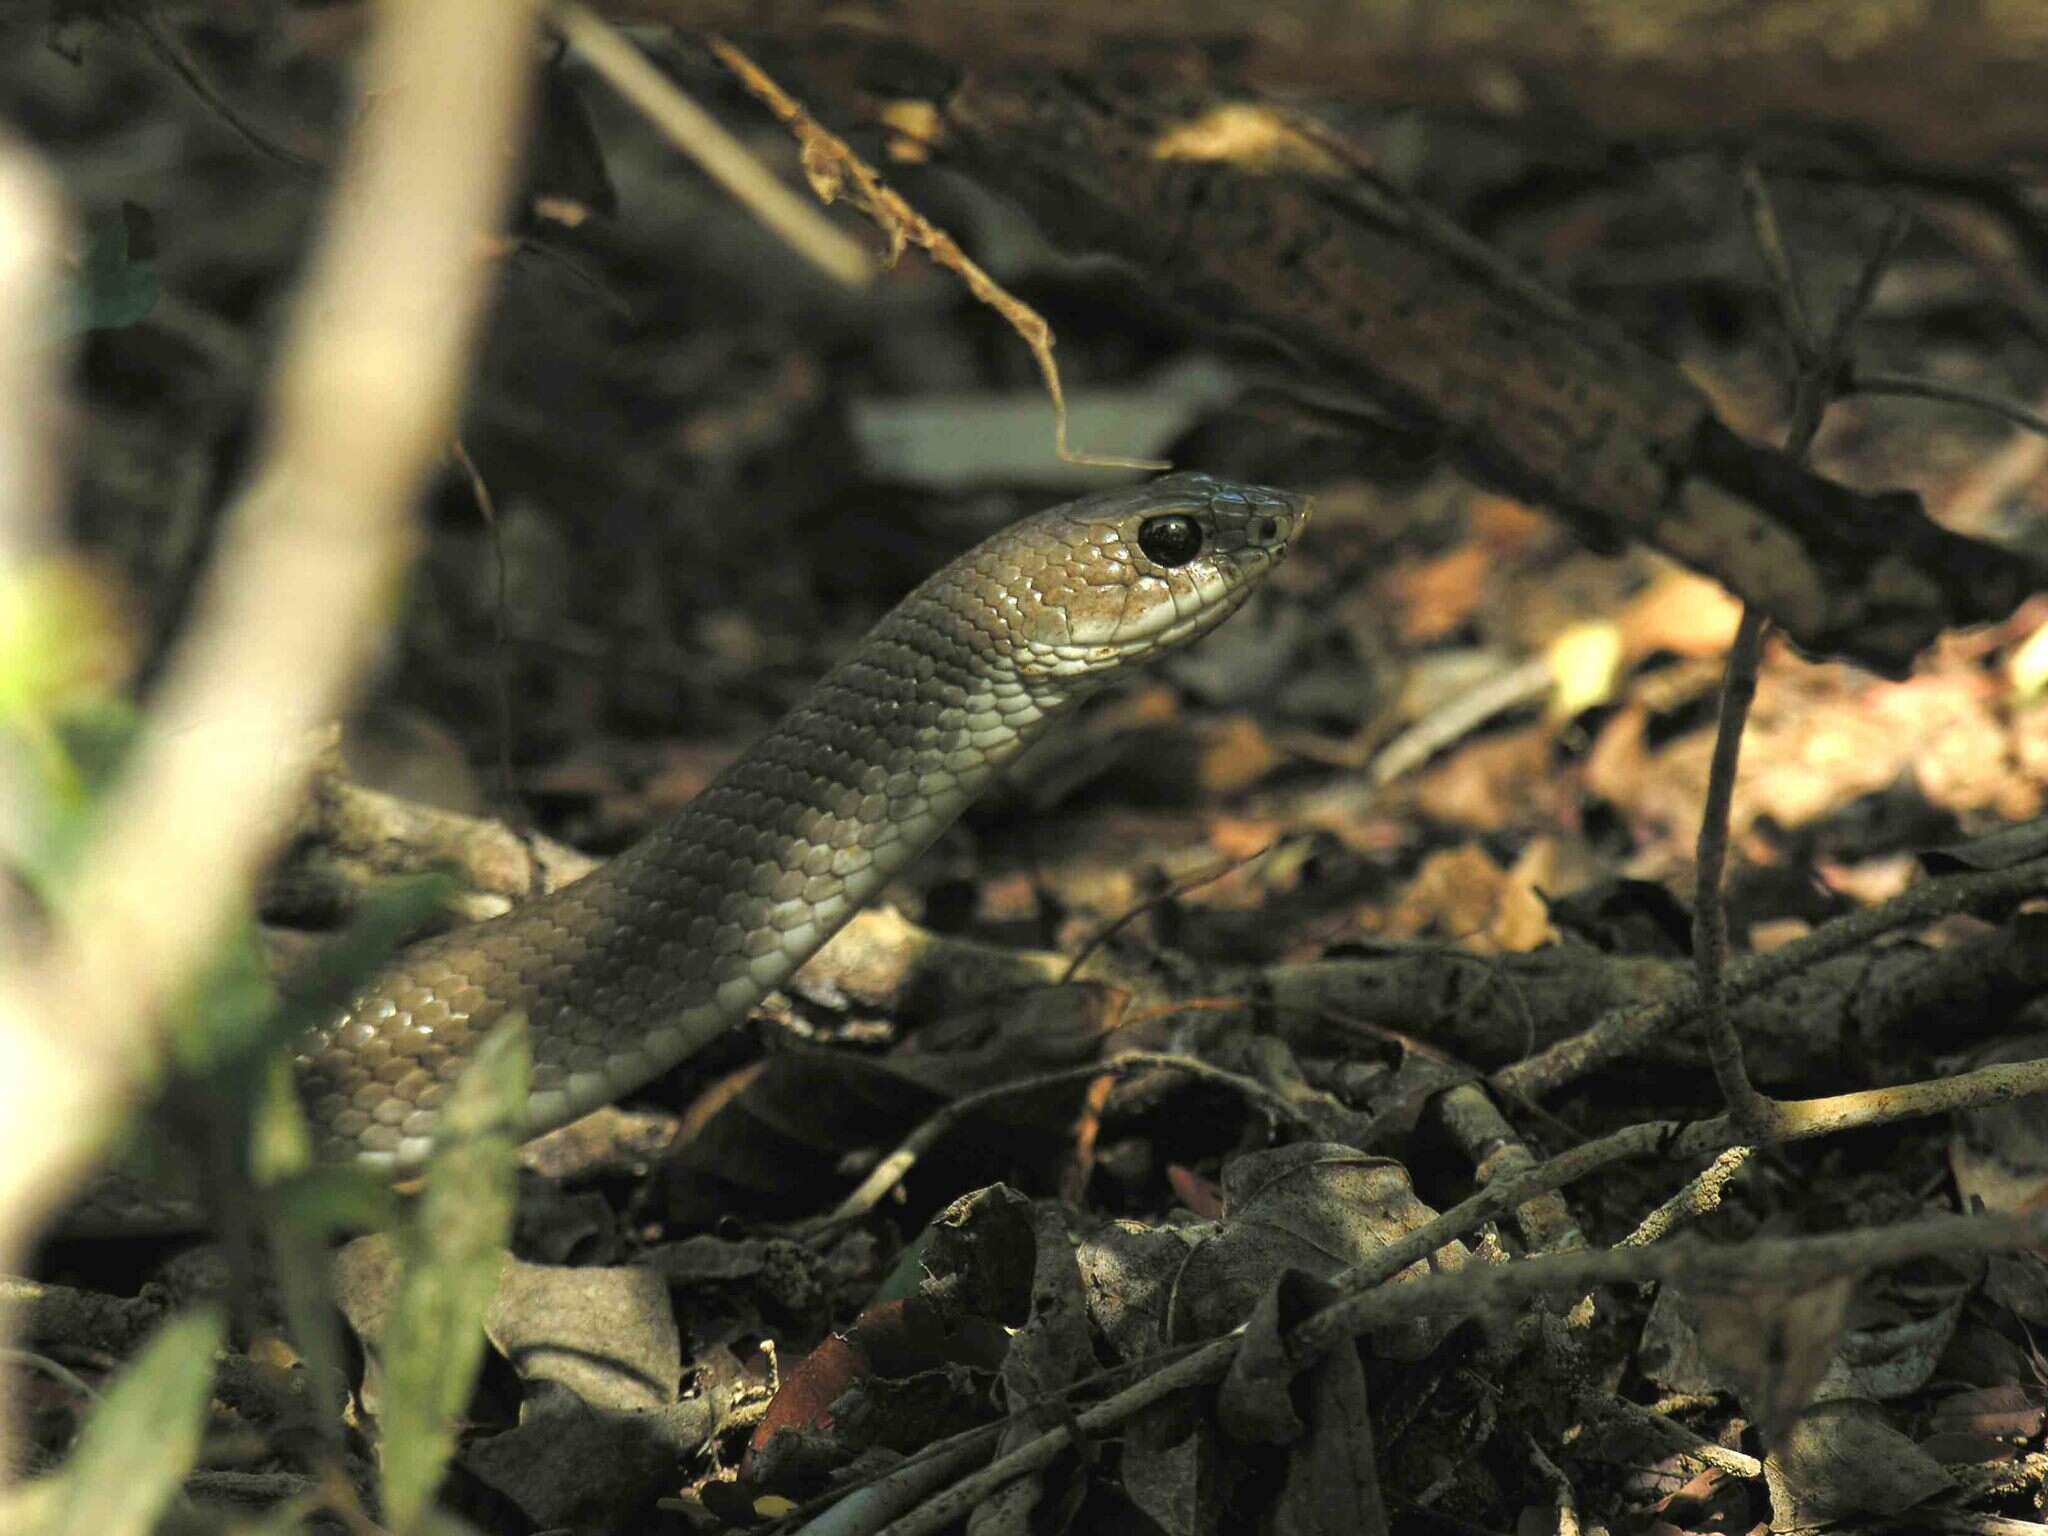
[832, 1050, 1314, 1219]
[1843, 369, 2048, 440]
[1693, 185, 1907, 1137]
[1617, 1145, 1753, 1249]
[1059, 841, 1282, 984]
[882, 1022, 2048, 1532]
[1434, 1082, 1584, 1256]
[548, 3, 873, 290]
[0, 1350, 99, 1406]
[706, 36, 1166, 472]
[1579, 1392, 1761, 1479]
[1367, 654, 1553, 787]
[447, 439, 538, 892]
[1303, 1211, 2036, 1348]
[121, 8, 319, 173]
[1495, 854, 2048, 1099]
[1738, 162, 1816, 368]
[1525, 1435, 1582, 1536]
[0, 0, 541, 1467]
[1691, 606, 1775, 1134]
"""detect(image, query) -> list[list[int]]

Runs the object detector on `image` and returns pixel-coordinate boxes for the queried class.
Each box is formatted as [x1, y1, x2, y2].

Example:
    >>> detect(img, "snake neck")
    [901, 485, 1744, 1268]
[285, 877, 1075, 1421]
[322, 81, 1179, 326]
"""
[301, 603, 1093, 1168]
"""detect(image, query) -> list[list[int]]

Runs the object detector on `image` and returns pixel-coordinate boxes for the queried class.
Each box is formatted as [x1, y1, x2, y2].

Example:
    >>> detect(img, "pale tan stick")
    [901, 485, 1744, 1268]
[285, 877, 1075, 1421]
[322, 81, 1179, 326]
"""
[1618, 1145, 1753, 1248]
[0, 141, 67, 565]
[549, 3, 873, 288]
[0, 0, 542, 1473]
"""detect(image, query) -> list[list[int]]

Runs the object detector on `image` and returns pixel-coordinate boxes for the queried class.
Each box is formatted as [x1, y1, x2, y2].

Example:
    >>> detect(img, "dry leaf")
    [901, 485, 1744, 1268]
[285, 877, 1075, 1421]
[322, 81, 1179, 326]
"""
[1686, 1274, 1856, 1444]
[1547, 620, 1624, 717]
[1619, 567, 1745, 659]
[1386, 543, 1493, 644]
[1198, 715, 1285, 795]
[1386, 841, 1556, 952]
[1414, 724, 1554, 831]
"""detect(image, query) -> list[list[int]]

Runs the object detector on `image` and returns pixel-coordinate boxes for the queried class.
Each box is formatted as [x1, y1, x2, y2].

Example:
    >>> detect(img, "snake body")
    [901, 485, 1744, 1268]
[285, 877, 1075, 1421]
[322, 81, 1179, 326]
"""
[297, 472, 1308, 1171]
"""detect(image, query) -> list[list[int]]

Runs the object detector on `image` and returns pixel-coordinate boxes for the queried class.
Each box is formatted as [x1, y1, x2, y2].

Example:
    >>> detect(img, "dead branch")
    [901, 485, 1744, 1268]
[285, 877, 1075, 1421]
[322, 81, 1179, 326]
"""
[918, 70, 2041, 675]
[595, 0, 2048, 166]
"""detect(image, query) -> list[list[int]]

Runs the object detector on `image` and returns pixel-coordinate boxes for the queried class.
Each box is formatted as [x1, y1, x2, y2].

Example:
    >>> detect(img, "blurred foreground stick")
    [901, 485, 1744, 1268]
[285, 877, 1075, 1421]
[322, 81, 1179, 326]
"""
[922, 70, 2039, 675]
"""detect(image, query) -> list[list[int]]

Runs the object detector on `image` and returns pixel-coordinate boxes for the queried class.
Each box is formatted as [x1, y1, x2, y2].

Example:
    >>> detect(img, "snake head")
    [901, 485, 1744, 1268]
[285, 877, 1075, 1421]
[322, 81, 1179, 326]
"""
[985, 470, 1312, 679]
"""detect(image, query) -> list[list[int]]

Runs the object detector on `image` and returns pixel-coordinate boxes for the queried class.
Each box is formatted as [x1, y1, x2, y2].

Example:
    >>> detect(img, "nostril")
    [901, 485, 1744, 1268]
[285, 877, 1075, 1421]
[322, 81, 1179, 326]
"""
[1258, 516, 1279, 542]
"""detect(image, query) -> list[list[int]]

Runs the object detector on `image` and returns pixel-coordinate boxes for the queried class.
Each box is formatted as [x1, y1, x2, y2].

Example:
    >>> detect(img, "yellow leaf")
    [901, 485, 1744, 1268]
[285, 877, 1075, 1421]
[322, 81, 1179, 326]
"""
[1546, 621, 1622, 719]
[2010, 615, 2048, 700]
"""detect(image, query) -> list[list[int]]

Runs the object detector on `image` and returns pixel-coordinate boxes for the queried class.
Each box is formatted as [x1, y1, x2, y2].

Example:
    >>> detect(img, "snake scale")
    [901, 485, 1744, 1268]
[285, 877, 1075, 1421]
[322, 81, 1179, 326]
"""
[284, 473, 1305, 1177]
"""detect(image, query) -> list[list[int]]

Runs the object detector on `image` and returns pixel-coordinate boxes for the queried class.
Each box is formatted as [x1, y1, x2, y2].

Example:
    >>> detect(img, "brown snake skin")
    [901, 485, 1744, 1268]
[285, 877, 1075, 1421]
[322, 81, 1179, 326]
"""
[292, 472, 1308, 1172]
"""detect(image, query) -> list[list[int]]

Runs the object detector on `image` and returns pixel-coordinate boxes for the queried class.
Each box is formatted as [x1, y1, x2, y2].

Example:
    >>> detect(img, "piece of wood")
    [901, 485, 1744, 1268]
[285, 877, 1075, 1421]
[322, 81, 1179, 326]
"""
[925, 70, 2041, 673]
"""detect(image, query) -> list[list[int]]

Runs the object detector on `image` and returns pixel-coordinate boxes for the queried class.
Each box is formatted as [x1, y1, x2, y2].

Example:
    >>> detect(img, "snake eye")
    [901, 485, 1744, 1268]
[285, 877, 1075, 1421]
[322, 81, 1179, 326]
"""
[1137, 513, 1204, 567]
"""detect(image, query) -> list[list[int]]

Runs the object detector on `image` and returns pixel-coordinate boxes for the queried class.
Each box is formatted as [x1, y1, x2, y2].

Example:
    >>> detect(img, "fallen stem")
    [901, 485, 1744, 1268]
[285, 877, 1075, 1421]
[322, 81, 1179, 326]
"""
[1493, 854, 2048, 1099]
[1844, 369, 2048, 441]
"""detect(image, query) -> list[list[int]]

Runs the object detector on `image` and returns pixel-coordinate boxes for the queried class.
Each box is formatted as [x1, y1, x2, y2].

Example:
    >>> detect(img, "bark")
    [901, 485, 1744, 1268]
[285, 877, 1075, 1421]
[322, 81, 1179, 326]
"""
[926, 70, 2044, 673]
[607, 0, 2048, 166]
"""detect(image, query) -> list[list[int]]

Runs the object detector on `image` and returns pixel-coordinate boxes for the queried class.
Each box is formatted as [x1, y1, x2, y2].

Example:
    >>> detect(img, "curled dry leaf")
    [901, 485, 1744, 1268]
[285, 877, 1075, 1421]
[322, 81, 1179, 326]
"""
[1173, 1144, 1470, 1362]
[1763, 1398, 1953, 1530]
[1384, 841, 1558, 952]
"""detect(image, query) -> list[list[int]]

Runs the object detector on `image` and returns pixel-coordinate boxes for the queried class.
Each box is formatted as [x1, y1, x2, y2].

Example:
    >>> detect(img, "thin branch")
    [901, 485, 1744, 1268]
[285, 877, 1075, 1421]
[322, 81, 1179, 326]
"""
[121, 8, 320, 173]
[1844, 369, 2048, 440]
[882, 1026, 2048, 1531]
[1618, 1145, 1753, 1248]
[1434, 1081, 1585, 1256]
[448, 438, 539, 889]
[832, 1049, 1315, 1219]
[1690, 606, 1773, 1133]
[882, 1203, 2044, 1536]
[1738, 162, 1816, 367]
[548, 3, 874, 289]
[1496, 852, 2048, 1099]
[1690, 186, 1909, 1137]
[1296, 1210, 2037, 1352]
[1059, 841, 1283, 984]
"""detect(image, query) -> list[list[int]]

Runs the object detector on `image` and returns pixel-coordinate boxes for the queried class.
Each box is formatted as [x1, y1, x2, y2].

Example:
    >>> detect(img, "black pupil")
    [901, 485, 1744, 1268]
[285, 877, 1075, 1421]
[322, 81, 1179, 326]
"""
[1138, 514, 1203, 567]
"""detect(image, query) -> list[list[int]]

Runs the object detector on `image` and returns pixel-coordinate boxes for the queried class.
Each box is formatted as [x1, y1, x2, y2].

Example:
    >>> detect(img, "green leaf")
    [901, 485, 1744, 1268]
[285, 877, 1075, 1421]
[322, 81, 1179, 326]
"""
[69, 204, 159, 335]
[266, 1158, 403, 1435]
[39, 1307, 224, 1536]
[376, 1017, 529, 1533]
[871, 1222, 938, 1305]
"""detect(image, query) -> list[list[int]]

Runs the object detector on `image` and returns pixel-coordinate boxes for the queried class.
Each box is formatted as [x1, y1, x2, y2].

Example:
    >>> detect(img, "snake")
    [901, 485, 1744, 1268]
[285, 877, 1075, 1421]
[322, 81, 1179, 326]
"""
[287, 471, 1309, 1175]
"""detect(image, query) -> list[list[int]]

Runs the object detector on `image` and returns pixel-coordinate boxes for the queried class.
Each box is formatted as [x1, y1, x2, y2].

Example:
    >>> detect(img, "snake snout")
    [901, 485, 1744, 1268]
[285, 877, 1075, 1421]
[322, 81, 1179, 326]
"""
[1020, 472, 1313, 668]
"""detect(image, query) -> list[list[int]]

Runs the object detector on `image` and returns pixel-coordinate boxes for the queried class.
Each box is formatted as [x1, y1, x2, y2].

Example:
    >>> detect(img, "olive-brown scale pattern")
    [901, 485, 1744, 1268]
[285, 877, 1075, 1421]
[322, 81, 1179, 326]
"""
[295, 472, 1310, 1170]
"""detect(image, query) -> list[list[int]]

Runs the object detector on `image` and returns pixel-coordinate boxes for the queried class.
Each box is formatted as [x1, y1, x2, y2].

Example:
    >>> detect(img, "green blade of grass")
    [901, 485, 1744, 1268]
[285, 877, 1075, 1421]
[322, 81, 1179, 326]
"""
[39, 1307, 224, 1536]
[375, 1016, 528, 1533]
